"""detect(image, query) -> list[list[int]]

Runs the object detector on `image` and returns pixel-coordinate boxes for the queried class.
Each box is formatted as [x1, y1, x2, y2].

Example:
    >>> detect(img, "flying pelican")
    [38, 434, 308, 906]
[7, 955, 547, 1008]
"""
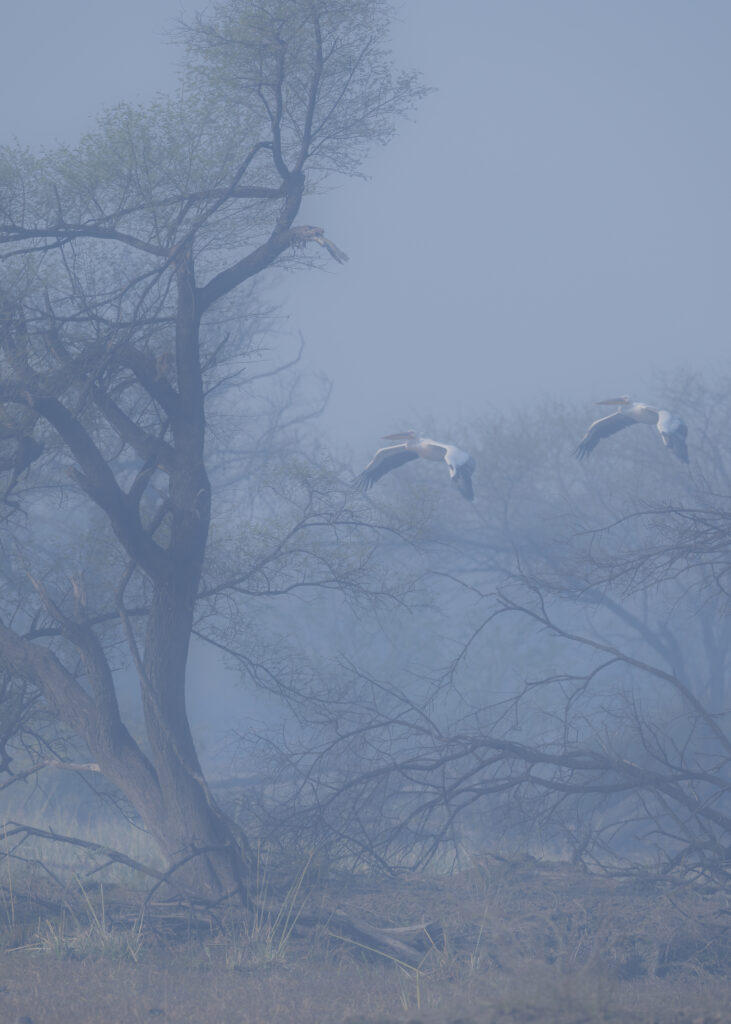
[355, 432, 476, 500]
[575, 397, 689, 463]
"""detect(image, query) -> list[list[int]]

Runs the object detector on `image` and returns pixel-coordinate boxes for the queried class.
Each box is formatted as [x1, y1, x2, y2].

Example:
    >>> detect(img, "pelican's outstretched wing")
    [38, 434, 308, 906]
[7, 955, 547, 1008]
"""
[658, 415, 689, 463]
[665, 430, 689, 463]
[354, 445, 419, 490]
[452, 460, 475, 500]
[574, 412, 638, 459]
[442, 446, 476, 501]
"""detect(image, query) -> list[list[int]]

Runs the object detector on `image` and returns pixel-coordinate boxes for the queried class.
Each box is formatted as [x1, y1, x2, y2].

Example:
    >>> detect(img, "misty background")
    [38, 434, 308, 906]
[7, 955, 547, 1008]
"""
[3, 0, 729, 444]
[2, 0, 729, 792]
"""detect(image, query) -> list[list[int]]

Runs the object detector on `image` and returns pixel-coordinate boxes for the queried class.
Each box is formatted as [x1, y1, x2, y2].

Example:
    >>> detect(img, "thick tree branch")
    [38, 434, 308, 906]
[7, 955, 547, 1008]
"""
[89, 385, 174, 471]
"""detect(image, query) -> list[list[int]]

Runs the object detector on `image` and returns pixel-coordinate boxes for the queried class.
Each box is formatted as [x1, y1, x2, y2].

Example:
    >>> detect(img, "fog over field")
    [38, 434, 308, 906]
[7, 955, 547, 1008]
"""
[0, 4, 729, 1022]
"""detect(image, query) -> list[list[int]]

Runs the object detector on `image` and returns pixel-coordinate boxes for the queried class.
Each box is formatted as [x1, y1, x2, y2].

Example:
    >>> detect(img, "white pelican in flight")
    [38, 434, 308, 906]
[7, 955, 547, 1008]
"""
[575, 397, 689, 463]
[355, 432, 476, 500]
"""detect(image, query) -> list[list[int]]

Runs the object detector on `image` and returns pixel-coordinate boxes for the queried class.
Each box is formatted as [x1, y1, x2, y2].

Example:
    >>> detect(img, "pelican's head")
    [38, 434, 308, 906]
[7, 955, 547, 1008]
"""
[596, 395, 630, 406]
[382, 430, 418, 441]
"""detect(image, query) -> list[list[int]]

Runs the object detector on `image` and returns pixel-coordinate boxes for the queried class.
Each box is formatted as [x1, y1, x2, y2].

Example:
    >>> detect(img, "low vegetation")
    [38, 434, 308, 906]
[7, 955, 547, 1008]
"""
[1, 845, 729, 1024]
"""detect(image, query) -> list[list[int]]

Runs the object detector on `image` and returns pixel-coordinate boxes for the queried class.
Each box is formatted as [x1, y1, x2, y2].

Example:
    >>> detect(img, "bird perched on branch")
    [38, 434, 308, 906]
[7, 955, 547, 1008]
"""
[290, 225, 349, 264]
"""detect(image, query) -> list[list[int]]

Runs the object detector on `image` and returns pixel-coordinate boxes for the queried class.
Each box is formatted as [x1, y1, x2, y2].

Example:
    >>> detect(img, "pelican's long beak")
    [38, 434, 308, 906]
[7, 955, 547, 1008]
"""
[596, 397, 629, 405]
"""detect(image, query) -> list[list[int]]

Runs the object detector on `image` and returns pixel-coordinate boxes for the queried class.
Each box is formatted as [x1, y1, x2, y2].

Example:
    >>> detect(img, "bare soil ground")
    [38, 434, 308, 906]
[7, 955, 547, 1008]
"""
[1, 854, 729, 1024]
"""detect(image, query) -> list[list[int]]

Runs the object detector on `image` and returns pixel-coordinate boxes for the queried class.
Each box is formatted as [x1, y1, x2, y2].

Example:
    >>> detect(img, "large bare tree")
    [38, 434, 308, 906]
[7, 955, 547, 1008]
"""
[0, 0, 423, 897]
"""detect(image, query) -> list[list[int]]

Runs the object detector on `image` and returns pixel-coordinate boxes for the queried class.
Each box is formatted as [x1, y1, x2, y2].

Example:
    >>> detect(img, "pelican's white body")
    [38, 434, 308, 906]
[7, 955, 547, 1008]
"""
[623, 402, 659, 425]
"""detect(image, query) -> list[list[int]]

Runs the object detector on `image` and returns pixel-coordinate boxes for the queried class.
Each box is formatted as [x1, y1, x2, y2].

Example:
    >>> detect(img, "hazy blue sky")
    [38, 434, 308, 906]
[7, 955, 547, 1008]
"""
[3, 0, 730, 452]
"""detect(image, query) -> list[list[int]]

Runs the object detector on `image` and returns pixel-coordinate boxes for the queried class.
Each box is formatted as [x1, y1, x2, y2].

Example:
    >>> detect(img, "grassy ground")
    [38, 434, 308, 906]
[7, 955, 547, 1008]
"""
[1, 854, 729, 1024]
